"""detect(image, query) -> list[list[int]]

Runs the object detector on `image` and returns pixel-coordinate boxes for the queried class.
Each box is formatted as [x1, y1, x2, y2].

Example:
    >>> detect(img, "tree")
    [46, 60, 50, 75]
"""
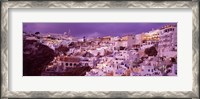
[35, 32, 40, 35]
[97, 52, 101, 57]
[119, 46, 125, 50]
[171, 57, 177, 64]
[104, 50, 112, 56]
[144, 46, 157, 56]
[55, 45, 69, 54]
[68, 42, 76, 47]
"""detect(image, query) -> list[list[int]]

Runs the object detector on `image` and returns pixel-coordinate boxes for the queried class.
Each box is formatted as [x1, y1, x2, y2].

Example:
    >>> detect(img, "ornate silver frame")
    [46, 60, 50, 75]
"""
[1, 1, 199, 98]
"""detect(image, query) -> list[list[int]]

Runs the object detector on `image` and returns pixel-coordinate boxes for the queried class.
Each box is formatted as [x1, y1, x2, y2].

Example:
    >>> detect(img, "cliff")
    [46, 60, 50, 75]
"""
[23, 40, 55, 76]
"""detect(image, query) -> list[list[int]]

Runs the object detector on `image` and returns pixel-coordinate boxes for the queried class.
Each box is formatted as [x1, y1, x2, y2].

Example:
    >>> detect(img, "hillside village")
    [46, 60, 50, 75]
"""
[23, 25, 177, 76]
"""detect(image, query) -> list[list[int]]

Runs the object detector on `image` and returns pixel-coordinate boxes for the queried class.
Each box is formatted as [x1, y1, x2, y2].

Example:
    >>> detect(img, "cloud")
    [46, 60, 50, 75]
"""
[87, 32, 101, 39]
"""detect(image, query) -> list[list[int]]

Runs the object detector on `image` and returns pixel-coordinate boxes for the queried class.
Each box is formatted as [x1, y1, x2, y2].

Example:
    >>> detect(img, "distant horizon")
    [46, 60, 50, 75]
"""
[23, 23, 177, 38]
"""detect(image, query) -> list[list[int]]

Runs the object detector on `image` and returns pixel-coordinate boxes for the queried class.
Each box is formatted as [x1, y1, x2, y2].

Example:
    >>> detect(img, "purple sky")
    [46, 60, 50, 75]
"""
[23, 23, 176, 38]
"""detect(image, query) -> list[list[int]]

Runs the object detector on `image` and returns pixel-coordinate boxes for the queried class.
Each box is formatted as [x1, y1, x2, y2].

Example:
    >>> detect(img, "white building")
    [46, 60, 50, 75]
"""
[56, 56, 81, 71]
[141, 29, 160, 49]
[80, 58, 94, 67]
[133, 34, 143, 49]
[158, 25, 177, 57]
[114, 35, 134, 49]
[88, 47, 107, 56]
[121, 35, 135, 48]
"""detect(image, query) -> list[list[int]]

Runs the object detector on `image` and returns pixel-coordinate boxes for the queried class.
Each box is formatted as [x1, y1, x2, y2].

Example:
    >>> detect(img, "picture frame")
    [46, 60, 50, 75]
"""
[1, 1, 199, 98]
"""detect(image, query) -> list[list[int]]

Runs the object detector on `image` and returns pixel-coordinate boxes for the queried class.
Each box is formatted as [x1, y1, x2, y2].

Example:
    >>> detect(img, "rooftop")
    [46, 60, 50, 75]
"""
[59, 56, 80, 62]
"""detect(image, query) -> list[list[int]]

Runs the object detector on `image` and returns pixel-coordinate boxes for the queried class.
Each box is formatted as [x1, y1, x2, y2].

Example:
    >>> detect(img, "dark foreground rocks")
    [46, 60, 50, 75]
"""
[23, 40, 55, 76]
[41, 66, 92, 76]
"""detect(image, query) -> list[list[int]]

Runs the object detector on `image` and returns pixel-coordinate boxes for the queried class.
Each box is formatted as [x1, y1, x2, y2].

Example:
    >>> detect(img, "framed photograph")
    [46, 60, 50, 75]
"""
[1, 1, 199, 98]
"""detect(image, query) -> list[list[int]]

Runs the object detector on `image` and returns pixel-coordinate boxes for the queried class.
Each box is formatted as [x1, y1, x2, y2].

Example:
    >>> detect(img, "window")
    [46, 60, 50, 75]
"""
[74, 63, 76, 66]
[65, 63, 68, 66]
[70, 63, 72, 66]
[85, 63, 89, 66]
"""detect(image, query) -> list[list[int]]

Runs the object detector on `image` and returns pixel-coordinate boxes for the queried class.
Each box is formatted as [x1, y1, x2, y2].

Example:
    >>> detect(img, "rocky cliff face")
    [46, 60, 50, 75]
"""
[63, 66, 92, 76]
[23, 40, 55, 76]
[41, 66, 92, 76]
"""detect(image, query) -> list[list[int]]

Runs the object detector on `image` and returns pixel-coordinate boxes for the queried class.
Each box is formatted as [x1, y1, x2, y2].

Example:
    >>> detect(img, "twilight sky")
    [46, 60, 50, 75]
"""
[23, 23, 176, 38]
